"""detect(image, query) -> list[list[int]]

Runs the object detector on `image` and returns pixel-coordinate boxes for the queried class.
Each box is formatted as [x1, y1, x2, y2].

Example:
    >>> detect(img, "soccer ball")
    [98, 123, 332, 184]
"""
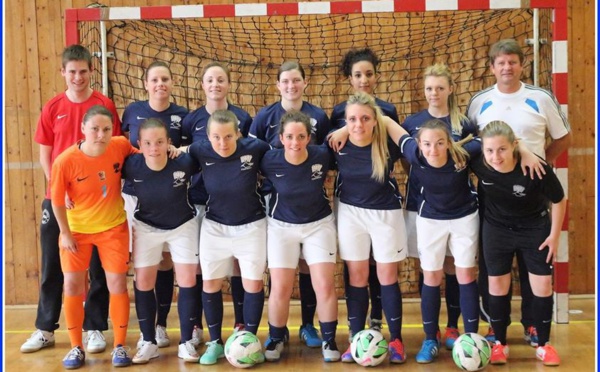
[350, 329, 389, 366]
[452, 333, 491, 371]
[224, 331, 263, 368]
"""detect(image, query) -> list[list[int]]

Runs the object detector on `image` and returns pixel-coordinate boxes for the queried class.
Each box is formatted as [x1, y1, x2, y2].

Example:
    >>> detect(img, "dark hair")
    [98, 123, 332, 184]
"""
[207, 110, 239, 133]
[279, 111, 312, 136]
[138, 118, 170, 140]
[62, 45, 93, 69]
[489, 39, 525, 64]
[278, 61, 305, 81]
[82, 105, 113, 125]
[201, 61, 231, 83]
[340, 48, 380, 77]
[144, 61, 171, 81]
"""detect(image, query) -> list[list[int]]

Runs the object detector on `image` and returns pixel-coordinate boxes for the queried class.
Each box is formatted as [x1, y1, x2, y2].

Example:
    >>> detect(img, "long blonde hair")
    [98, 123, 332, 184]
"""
[417, 119, 469, 166]
[479, 120, 520, 169]
[345, 91, 389, 183]
[423, 63, 466, 136]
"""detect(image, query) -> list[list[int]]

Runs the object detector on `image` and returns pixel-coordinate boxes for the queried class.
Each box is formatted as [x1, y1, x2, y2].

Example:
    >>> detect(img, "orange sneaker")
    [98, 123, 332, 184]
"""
[444, 327, 459, 350]
[388, 338, 407, 364]
[536, 344, 560, 366]
[490, 341, 509, 365]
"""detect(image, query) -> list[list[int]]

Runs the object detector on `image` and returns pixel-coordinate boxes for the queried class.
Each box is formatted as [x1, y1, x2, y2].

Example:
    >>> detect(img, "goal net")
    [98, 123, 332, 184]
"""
[76, 4, 554, 298]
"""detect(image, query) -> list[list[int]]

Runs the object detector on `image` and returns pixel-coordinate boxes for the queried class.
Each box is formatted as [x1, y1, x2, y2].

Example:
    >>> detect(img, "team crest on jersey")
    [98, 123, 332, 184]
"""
[311, 163, 323, 180]
[98, 171, 106, 181]
[171, 115, 182, 129]
[113, 162, 120, 173]
[513, 184, 526, 197]
[172, 171, 186, 187]
[240, 155, 254, 171]
[41, 208, 50, 225]
[309, 118, 318, 135]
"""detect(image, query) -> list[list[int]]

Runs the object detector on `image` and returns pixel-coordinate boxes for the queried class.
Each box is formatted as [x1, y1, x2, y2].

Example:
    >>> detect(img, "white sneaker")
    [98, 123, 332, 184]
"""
[136, 333, 144, 350]
[132, 340, 159, 364]
[264, 338, 284, 362]
[20, 329, 55, 353]
[156, 325, 170, 348]
[322, 340, 341, 362]
[190, 326, 203, 348]
[178, 340, 200, 362]
[84, 330, 106, 353]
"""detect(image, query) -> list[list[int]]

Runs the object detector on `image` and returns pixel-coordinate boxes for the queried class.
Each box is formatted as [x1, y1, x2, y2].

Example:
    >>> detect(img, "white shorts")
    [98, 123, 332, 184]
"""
[132, 215, 200, 268]
[337, 203, 407, 263]
[267, 214, 337, 268]
[405, 210, 453, 259]
[122, 193, 137, 253]
[416, 211, 479, 271]
[199, 218, 267, 280]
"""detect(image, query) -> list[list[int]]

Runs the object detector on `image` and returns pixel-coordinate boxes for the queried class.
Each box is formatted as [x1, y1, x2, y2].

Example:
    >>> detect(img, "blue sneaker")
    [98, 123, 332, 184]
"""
[299, 324, 322, 348]
[62, 346, 85, 369]
[485, 327, 496, 344]
[111, 344, 132, 367]
[524, 326, 539, 347]
[444, 327, 460, 350]
[416, 339, 439, 364]
[199, 340, 225, 365]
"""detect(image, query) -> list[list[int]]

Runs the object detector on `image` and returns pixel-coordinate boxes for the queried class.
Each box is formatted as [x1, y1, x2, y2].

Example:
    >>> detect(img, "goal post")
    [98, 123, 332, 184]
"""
[65, 0, 570, 323]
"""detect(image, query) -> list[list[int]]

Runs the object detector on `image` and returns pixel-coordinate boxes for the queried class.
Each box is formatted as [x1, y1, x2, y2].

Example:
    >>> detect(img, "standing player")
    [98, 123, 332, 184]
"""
[121, 61, 188, 349]
[249, 60, 331, 347]
[330, 48, 400, 336]
[260, 111, 340, 363]
[123, 118, 201, 364]
[467, 39, 571, 345]
[51, 105, 137, 369]
[402, 63, 478, 349]
[385, 118, 481, 364]
[332, 92, 407, 364]
[181, 62, 253, 334]
[24, 45, 117, 355]
[188, 110, 270, 365]
[471, 121, 566, 366]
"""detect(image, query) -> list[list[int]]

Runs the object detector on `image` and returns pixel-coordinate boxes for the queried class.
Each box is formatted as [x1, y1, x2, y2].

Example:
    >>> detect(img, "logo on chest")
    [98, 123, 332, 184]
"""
[173, 171, 186, 187]
[513, 184, 526, 197]
[311, 163, 323, 180]
[240, 155, 254, 171]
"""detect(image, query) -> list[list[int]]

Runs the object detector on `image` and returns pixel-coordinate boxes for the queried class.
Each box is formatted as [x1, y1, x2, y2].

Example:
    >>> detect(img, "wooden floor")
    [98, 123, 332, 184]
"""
[5, 298, 596, 371]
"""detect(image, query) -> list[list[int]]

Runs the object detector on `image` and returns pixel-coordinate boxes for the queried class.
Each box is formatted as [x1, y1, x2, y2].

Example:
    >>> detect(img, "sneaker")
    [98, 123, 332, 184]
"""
[62, 346, 85, 369]
[132, 340, 159, 364]
[369, 318, 383, 331]
[444, 327, 460, 350]
[536, 344, 560, 366]
[341, 345, 354, 363]
[263, 327, 290, 347]
[190, 326, 203, 348]
[490, 341, 509, 365]
[524, 326, 539, 347]
[155, 325, 170, 348]
[322, 340, 341, 362]
[264, 338, 284, 362]
[20, 329, 55, 353]
[199, 340, 224, 365]
[416, 339, 439, 364]
[233, 323, 245, 333]
[111, 344, 132, 367]
[178, 340, 200, 362]
[84, 330, 106, 353]
[485, 326, 496, 344]
[299, 324, 323, 348]
[388, 338, 407, 364]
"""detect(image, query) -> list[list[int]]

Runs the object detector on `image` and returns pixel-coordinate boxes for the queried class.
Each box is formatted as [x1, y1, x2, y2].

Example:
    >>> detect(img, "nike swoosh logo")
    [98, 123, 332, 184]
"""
[348, 317, 357, 320]
[57, 114, 67, 119]
[137, 116, 146, 120]
[338, 152, 347, 156]
[205, 162, 215, 166]
[275, 174, 284, 177]
[391, 317, 401, 321]
[119, 325, 127, 328]
[208, 323, 219, 328]
[269, 124, 278, 128]
[423, 321, 434, 324]
[467, 318, 478, 323]
[134, 179, 143, 182]
[76, 176, 88, 182]
[195, 126, 205, 131]
[481, 180, 494, 185]
[329, 252, 335, 256]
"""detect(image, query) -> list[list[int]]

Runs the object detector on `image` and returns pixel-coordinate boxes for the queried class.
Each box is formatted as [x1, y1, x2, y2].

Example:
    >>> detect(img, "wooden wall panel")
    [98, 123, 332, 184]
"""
[3, 0, 596, 305]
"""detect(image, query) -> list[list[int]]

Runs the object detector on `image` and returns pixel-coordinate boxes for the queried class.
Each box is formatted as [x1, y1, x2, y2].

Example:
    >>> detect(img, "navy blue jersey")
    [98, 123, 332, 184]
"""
[122, 153, 199, 230]
[188, 137, 270, 226]
[249, 101, 331, 147]
[180, 104, 253, 205]
[121, 101, 188, 195]
[181, 104, 253, 145]
[260, 145, 332, 223]
[331, 97, 399, 130]
[121, 101, 187, 147]
[470, 155, 564, 228]
[398, 134, 479, 220]
[402, 110, 478, 211]
[332, 139, 402, 210]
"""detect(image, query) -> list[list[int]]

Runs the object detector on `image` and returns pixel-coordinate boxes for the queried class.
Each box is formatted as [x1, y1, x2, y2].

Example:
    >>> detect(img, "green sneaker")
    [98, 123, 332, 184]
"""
[199, 340, 224, 365]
